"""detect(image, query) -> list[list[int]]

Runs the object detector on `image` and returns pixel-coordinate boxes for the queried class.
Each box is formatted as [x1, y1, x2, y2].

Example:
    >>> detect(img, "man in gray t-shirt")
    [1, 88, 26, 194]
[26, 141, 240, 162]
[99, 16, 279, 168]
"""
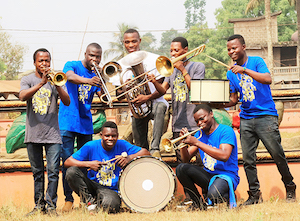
[151, 37, 205, 164]
[19, 48, 70, 216]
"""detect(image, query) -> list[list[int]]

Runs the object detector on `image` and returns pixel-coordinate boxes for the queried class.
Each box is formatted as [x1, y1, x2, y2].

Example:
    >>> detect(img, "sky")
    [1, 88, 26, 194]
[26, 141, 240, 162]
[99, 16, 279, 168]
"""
[0, 0, 223, 72]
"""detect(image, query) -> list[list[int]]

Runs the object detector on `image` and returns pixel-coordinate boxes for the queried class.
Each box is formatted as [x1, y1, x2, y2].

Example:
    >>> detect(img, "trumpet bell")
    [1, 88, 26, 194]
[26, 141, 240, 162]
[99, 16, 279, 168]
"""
[161, 138, 173, 153]
[102, 61, 122, 83]
[49, 71, 67, 86]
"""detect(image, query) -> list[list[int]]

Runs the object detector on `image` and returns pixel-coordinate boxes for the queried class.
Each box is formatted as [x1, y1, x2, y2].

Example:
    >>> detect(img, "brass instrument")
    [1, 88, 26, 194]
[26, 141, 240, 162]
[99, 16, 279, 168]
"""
[91, 61, 122, 108]
[99, 44, 206, 105]
[44, 68, 67, 86]
[162, 127, 203, 153]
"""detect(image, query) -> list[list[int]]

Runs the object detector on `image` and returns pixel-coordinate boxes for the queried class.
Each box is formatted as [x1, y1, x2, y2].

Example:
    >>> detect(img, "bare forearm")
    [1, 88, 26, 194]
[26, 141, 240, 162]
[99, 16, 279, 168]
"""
[19, 82, 44, 101]
[56, 86, 70, 106]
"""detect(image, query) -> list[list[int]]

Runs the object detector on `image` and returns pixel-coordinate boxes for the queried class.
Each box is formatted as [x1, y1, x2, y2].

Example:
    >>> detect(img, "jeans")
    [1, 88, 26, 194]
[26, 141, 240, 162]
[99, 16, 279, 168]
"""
[66, 166, 121, 213]
[240, 115, 294, 193]
[176, 163, 229, 207]
[132, 102, 167, 151]
[60, 130, 92, 202]
[27, 143, 61, 209]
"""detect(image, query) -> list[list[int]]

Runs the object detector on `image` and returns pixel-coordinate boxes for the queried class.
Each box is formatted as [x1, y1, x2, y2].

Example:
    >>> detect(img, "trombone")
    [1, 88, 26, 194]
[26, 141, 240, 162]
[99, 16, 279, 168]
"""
[99, 44, 206, 104]
[162, 127, 203, 152]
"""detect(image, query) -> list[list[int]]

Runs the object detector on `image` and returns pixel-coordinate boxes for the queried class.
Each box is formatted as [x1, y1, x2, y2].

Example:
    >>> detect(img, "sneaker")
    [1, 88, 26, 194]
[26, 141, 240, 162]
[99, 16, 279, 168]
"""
[62, 201, 73, 212]
[86, 196, 98, 213]
[286, 183, 296, 202]
[240, 191, 263, 206]
[176, 199, 206, 211]
[25, 207, 47, 216]
[150, 149, 161, 158]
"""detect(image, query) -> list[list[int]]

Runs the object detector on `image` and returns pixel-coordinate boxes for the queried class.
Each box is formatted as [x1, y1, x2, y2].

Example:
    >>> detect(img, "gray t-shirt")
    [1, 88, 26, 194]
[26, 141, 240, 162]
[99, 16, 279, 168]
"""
[20, 73, 65, 144]
[165, 61, 205, 132]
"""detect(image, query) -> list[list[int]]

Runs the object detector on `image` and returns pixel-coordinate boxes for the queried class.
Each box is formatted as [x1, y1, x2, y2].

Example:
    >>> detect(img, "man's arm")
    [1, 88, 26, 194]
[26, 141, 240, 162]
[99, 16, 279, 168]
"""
[64, 156, 105, 171]
[56, 85, 70, 106]
[66, 70, 101, 86]
[115, 148, 150, 168]
[19, 73, 48, 101]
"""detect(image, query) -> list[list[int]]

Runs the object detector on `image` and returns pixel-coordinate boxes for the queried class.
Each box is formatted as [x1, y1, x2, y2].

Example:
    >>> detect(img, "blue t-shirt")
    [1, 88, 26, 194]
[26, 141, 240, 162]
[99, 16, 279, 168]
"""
[227, 56, 277, 119]
[72, 139, 141, 192]
[59, 61, 101, 134]
[194, 124, 240, 189]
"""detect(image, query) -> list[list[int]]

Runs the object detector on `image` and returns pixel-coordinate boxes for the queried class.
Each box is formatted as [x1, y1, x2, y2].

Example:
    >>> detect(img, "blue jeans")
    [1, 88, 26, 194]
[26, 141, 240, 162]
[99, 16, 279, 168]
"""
[60, 130, 92, 202]
[66, 166, 121, 213]
[240, 115, 294, 193]
[176, 163, 229, 207]
[27, 143, 61, 209]
[132, 102, 167, 150]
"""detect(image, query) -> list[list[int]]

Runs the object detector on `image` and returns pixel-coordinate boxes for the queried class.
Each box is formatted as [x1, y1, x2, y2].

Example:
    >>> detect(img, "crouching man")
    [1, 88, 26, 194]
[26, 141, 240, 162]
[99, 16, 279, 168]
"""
[64, 121, 150, 213]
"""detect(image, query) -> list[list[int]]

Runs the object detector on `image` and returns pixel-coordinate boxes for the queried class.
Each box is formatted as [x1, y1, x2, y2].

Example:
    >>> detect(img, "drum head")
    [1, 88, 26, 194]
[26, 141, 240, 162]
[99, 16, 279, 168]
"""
[119, 156, 176, 213]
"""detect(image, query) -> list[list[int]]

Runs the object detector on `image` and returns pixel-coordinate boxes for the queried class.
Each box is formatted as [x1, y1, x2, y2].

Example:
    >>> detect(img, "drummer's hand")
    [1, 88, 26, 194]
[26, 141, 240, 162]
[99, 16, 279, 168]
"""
[88, 160, 106, 171]
[230, 64, 244, 74]
[115, 156, 130, 169]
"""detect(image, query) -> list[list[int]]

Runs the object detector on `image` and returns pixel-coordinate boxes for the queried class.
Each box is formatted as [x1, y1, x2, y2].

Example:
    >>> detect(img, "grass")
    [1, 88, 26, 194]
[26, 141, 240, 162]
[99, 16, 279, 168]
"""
[1, 199, 300, 221]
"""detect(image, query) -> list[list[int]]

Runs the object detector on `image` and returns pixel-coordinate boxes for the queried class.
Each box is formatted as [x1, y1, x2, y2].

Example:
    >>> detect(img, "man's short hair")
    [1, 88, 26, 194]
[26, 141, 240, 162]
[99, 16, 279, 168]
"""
[193, 103, 212, 114]
[227, 34, 245, 45]
[172, 37, 188, 49]
[33, 48, 51, 62]
[87, 43, 102, 50]
[124, 29, 140, 38]
[101, 121, 118, 131]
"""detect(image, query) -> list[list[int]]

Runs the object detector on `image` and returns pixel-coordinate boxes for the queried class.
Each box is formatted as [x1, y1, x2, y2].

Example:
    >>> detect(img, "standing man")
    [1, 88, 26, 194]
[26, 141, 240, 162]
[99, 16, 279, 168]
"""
[225, 34, 296, 204]
[19, 48, 70, 216]
[152, 37, 205, 163]
[115, 29, 168, 158]
[176, 104, 239, 210]
[64, 121, 150, 213]
[59, 43, 103, 212]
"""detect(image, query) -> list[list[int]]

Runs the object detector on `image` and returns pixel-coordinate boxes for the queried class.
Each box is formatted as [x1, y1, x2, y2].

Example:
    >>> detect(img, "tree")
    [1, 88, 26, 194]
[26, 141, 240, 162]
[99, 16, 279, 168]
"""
[0, 28, 27, 80]
[184, 0, 206, 29]
[139, 32, 158, 53]
[158, 29, 182, 57]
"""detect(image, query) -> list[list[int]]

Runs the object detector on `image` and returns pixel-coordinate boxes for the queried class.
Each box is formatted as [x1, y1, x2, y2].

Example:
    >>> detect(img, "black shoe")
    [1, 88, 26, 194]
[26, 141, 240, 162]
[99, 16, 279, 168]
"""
[25, 207, 47, 216]
[47, 208, 59, 217]
[241, 191, 263, 206]
[286, 183, 296, 202]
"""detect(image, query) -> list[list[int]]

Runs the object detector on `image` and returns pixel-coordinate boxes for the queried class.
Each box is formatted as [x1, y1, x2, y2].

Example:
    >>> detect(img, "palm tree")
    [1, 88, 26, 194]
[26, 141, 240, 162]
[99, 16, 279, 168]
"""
[103, 23, 138, 62]
[246, 0, 274, 86]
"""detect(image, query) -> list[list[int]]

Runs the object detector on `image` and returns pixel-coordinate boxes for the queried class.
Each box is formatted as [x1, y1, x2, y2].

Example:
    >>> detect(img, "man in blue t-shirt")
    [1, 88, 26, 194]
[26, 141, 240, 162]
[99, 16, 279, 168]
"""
[176, 104, 239, 210]
[59, 43, 104, 212]
[225, 34, 296, 205]
[64, 121, 150, 213]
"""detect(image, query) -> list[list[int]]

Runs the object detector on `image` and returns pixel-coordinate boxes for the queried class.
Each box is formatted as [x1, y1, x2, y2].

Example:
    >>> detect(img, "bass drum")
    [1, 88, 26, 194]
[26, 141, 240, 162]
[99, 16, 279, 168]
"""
[118, 156, 176, 213]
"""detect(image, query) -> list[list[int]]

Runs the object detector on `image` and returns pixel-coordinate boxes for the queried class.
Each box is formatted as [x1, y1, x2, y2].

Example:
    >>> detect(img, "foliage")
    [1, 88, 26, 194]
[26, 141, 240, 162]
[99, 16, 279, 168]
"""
[0, 28, 27, 80]
[158, 29, 183, 57]
[139, 32, 157, 53]
[184, 0, 206, 29]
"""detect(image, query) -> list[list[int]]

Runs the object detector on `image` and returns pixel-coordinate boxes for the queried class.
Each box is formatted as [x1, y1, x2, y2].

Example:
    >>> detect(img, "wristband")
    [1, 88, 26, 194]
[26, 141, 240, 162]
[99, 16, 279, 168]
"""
[243, 67, 246, 73]
[182, 72, 188, 77]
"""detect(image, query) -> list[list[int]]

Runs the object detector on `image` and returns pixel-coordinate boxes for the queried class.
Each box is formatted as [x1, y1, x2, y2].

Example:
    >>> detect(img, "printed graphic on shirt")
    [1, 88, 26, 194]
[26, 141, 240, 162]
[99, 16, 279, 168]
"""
[96, 162, 116, 187]
[240, 75, 256, 102]
[32, 87, 51, 115]
[78, 84, 92, 104]
[203, 147, 217, 171]
[174, 73, 188, 102]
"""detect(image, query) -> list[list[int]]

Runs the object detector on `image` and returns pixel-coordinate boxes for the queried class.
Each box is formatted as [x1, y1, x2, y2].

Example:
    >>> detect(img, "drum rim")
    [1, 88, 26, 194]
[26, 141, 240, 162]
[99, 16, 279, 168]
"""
[118, 156, 177, 213]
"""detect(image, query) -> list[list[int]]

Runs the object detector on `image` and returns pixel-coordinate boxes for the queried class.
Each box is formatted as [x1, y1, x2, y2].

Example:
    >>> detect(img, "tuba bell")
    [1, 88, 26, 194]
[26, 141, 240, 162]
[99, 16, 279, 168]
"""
[120, 51, 152, 119]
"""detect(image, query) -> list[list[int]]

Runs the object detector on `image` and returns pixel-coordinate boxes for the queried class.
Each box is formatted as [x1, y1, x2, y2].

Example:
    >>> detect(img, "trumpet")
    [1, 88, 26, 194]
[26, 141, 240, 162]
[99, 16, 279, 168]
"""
[162, 127, 203, 152]
[99, 44, 206, 104]
[91, 61, 122, 108]
[43, 68, 67, 86]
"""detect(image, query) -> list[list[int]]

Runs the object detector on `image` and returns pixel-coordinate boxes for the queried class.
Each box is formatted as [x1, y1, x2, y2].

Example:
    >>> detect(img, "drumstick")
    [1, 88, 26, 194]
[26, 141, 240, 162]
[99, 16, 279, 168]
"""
[205, 54, 230, 69]
[105, 152, 128, 163]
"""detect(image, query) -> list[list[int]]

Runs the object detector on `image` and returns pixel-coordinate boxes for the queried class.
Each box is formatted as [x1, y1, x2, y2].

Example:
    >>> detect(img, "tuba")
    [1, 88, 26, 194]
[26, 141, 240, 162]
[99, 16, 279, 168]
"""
[120, 51, 152, 119]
